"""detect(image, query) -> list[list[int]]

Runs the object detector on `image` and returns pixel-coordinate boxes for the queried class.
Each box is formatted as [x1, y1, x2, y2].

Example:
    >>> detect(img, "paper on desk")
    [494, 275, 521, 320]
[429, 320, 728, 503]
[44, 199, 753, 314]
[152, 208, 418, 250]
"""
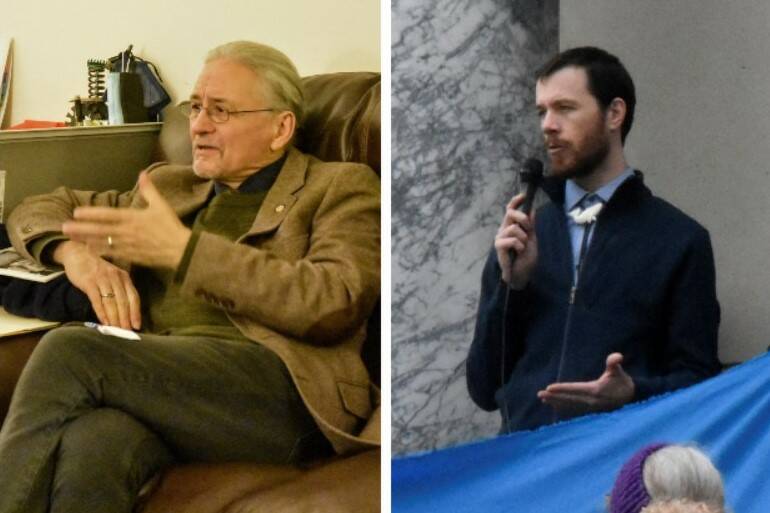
[0, 247, 65, 282]
[0, 307, 59, 338]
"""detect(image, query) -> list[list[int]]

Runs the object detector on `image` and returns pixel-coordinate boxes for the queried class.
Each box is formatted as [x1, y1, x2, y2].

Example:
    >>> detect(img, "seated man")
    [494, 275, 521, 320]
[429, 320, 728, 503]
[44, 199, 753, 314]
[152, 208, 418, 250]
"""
[0, 40, 380, 513]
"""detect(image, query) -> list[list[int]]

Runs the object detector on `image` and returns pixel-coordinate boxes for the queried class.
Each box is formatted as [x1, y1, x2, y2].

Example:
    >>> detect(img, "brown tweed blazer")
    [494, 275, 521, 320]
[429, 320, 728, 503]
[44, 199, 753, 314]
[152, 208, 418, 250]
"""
[8, 147, 381, 455]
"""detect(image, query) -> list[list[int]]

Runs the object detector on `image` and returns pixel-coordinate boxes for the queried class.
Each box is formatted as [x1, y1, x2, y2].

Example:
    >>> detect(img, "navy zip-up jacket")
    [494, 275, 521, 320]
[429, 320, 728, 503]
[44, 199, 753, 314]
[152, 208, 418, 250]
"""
[466, 172, 721, 432]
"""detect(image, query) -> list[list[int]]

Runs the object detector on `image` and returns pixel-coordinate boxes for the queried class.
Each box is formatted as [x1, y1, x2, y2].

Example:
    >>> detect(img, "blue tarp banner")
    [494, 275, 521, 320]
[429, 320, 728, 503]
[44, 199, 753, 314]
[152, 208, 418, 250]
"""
[392, 352, 770, 513]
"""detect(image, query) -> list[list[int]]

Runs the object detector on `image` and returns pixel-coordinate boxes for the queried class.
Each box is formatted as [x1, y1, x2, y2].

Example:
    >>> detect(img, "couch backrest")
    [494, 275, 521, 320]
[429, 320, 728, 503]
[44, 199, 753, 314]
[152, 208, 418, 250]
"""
[296, 72, 380, 176]
[155, 72, 381, 175]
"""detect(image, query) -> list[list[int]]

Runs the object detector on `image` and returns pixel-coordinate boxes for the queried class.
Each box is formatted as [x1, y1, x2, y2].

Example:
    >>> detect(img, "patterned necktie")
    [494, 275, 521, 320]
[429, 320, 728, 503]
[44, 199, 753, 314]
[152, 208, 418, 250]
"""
[572, 194, 604, 282]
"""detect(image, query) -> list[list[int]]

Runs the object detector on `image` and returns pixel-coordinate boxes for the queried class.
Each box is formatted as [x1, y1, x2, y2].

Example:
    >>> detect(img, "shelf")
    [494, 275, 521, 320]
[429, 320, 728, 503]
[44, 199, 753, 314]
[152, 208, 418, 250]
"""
[0, 122, 162, 142]
[0, 122, 163, 221]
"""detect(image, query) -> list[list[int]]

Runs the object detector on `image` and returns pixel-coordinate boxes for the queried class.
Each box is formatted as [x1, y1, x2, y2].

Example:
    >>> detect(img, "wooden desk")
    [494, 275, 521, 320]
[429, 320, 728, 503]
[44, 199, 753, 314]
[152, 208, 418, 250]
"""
[0, 309, 57, 424]
[0, 331, 45, 423]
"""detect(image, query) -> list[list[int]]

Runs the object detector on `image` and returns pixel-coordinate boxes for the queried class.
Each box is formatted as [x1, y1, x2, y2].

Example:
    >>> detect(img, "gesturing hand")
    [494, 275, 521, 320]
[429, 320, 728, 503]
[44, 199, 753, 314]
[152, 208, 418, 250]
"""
[537, 353, 635, 416]
[62, 171, 192, 270]
[53, 241, 141, 329]
[494, 192, 538, 289]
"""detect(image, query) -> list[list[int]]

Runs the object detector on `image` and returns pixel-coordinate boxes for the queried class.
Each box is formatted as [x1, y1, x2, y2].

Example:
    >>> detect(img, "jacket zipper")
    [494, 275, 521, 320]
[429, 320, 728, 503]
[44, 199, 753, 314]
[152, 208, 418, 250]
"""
[552, 221, 596, 422]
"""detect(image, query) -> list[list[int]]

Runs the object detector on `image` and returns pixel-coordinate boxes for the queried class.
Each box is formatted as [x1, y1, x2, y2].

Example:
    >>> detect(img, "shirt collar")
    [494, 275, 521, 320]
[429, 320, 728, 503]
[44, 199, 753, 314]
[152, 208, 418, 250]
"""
[213, 152, 288, 196]
[564, 167, 635, 212]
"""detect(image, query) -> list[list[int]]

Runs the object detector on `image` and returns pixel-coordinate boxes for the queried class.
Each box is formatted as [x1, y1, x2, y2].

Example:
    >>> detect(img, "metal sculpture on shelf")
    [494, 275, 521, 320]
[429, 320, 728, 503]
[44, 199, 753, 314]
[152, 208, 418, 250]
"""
[66, 59, 109, 126]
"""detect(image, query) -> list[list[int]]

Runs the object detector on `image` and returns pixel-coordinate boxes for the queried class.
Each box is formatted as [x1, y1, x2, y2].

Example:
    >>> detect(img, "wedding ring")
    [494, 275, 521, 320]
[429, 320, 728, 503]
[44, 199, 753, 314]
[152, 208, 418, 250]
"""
[100, 292, 116, 299]
[107, 235, 114, 248]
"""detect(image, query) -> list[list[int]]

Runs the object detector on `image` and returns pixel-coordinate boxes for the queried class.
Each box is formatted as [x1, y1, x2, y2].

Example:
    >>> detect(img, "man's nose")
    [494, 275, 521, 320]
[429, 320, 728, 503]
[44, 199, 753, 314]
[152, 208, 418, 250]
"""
[190, 109, 215, 135]
[541, 110, 559, 134]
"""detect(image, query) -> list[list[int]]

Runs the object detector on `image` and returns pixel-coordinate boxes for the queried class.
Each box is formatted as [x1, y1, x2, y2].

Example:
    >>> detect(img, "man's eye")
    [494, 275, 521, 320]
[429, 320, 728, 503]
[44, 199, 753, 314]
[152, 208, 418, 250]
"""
[213, 105, 228, 116]
[190, 103, 203, 114]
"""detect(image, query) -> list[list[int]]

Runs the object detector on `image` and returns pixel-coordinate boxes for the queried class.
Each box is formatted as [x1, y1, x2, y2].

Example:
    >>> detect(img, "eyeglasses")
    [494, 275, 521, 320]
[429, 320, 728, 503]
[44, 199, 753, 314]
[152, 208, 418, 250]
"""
[181, 102, 275, 123]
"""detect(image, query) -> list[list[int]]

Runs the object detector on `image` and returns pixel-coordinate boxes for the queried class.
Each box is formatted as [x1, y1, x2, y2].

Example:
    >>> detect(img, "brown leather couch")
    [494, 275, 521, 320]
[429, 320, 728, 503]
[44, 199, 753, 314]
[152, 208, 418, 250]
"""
[0, 71, 381, 513]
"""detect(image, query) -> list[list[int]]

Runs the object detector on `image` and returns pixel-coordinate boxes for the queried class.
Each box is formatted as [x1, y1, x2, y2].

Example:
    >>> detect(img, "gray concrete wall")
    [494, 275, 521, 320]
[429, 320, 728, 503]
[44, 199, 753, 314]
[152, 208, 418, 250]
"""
[391, 0, 559, 454]
[561, 1, 770, 363]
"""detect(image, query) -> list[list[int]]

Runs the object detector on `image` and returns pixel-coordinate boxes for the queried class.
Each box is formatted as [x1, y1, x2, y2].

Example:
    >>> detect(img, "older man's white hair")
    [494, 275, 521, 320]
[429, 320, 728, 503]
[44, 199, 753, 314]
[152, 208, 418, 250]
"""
[206, 41, 304, 126]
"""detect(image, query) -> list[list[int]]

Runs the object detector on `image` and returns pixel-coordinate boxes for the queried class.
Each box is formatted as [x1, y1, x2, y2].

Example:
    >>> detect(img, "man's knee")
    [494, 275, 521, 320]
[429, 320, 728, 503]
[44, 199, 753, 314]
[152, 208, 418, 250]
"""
[28, 326, 112, 373]
[54, 408, 173, 509]
[60, 409, 141, 454]
[57, 408, 171, 479]
[13, 327, 127, 409]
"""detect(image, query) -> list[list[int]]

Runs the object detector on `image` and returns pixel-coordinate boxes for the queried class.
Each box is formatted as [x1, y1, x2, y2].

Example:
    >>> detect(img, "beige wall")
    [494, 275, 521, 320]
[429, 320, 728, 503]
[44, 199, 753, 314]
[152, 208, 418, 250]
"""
[561, 1, 770, 363]
[0, 0, 380, 126]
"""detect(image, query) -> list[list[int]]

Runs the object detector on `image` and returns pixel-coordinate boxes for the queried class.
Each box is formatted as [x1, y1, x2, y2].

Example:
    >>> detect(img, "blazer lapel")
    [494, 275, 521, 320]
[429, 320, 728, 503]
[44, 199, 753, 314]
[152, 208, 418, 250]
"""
[244, 146, 308, 237]
[133, 168, 214, 217]
[170, 179, 215, 218]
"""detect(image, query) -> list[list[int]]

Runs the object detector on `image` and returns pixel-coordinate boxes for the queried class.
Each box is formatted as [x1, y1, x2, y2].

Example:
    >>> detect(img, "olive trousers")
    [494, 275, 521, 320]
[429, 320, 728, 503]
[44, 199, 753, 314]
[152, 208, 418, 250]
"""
[0, 325, 320, 513]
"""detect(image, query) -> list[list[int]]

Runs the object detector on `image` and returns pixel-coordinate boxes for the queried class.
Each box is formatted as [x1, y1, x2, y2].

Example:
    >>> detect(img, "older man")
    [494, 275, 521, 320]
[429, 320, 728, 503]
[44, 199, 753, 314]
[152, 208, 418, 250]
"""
[0, 41, 379, 513]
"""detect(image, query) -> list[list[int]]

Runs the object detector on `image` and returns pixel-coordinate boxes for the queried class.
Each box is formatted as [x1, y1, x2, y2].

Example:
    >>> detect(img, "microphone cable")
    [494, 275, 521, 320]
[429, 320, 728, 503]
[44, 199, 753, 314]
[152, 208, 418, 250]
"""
[499, 158, 543, 433]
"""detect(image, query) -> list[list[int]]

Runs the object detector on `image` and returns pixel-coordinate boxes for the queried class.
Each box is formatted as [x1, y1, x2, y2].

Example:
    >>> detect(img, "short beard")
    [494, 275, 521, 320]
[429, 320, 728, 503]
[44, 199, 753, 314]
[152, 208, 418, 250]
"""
[562, 135, 610, 180]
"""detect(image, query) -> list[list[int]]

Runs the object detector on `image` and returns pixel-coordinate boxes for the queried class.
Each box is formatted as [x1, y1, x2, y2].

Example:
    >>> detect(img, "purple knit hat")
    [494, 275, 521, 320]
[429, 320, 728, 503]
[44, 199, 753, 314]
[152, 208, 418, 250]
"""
[609, 443, 669, 513]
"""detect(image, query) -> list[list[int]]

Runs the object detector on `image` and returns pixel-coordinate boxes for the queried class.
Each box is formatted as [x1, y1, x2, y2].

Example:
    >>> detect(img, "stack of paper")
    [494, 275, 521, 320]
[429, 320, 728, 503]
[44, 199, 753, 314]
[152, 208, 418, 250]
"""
[0, 247, 64, 283]
[0, 307, 58, 338]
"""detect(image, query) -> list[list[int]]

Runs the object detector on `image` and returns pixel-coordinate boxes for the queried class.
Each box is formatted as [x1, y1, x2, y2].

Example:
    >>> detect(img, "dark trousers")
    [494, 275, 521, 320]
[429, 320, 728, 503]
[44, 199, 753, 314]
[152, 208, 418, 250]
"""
[0, 325, 319, 513]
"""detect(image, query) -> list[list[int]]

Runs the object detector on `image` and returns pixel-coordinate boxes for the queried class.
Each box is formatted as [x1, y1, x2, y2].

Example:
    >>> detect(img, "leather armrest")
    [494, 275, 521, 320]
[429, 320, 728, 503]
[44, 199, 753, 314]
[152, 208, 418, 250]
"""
[140, 450, 380, 513]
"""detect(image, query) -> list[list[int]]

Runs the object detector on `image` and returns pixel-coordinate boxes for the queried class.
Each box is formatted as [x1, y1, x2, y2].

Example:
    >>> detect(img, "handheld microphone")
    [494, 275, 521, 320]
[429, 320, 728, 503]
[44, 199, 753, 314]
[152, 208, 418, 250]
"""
[518, 158, 544, 215]
[508, 158, 544, 264]
[501, 157, 544, 433]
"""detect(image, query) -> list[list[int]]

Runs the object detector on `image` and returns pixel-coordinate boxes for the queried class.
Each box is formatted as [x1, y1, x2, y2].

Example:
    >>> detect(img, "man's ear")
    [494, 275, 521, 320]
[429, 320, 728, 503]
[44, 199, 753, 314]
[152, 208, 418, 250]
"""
[606, 98, 627, 133]
[270, 111, 296, 152]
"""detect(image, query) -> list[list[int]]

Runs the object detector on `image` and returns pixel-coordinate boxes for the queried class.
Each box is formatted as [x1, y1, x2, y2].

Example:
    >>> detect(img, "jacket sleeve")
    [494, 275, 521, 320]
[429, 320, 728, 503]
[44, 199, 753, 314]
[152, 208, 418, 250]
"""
[632, 228, 722, 400]
[177, 165, 380, 345]
[7, 183, 138, 263]
[466, 247, 532, 411]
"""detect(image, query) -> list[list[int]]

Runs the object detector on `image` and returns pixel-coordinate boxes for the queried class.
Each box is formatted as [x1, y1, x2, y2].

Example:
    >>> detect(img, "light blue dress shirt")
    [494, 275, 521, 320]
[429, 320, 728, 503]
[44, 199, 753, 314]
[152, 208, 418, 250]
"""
[564, 167, 634, 281]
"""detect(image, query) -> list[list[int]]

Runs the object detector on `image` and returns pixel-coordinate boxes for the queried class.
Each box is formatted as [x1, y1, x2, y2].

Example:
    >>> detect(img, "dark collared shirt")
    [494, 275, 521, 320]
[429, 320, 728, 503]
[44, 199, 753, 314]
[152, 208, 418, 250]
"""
[212, 152, 287, 196]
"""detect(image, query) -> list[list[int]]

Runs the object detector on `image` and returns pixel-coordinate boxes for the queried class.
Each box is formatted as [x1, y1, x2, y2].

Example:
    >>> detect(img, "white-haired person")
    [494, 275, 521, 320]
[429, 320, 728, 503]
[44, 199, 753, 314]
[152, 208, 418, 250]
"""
[608, 443, 727, 513]
[641, 499, 724, 513]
